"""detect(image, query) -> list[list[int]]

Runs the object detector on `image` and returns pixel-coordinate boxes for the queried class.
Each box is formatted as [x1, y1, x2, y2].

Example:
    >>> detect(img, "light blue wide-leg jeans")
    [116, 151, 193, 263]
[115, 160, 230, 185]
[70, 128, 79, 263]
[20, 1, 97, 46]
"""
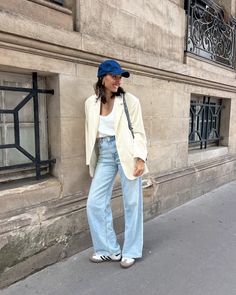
[86, 136, 143, 258]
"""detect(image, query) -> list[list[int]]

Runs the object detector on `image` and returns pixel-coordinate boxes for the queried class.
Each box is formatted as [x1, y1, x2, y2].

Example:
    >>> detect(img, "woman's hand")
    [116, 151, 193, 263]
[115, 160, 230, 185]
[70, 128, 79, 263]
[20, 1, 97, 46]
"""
[133, 158, 145, 177]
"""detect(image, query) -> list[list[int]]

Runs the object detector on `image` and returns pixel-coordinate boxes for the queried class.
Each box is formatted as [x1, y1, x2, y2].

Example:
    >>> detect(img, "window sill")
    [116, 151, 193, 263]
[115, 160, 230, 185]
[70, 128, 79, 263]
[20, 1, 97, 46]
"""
[0, 176, 61, 216]
[27, 0, 72, 15]
[188, 146, 229, 165]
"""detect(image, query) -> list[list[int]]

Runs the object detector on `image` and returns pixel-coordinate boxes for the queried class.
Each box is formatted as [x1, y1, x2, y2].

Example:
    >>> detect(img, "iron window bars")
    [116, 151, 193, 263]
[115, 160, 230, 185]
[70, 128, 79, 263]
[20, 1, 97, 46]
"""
[0, 72, 55, 180]
[51, 0, 64, 5]
[189, 96, 222, 149]
[185, 0, 236, 68]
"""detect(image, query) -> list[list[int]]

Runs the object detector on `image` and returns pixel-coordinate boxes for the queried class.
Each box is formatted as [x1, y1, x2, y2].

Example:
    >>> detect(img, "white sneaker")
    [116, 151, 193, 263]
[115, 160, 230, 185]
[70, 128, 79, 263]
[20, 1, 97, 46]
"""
[89, 253, 121, 263]
[120, 257, 135, 268]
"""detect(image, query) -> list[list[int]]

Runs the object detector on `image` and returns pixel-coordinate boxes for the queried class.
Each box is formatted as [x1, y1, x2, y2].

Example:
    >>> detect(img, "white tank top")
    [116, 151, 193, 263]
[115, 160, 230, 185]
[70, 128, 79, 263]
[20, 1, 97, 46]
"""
[98, 106, 115, 138]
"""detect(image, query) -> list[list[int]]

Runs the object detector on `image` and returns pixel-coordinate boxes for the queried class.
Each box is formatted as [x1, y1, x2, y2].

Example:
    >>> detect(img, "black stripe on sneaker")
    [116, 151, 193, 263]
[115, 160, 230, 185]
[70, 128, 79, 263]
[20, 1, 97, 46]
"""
[101, 255, 111, 261]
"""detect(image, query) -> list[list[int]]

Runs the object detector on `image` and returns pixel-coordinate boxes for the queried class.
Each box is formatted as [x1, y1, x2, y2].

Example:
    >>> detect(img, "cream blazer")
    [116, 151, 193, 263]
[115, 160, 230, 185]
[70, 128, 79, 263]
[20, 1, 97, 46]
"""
[85, 92, 148, 180]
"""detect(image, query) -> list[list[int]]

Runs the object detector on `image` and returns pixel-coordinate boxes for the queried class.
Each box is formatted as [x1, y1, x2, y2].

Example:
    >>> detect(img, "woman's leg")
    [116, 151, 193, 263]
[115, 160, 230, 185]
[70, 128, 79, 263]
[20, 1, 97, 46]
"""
[118, 165, 143, 258]
[87, 138, 121, 255]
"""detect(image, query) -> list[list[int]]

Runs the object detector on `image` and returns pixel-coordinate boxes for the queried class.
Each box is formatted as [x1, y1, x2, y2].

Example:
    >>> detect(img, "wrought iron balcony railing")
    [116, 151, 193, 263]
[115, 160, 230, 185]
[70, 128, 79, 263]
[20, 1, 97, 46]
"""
[185, 0, 236, 68]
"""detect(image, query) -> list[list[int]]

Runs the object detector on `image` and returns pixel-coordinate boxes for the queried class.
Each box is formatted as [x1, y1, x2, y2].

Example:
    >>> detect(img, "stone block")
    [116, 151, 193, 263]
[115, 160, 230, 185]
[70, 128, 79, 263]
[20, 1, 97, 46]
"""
[0, 211, 35, 236]
[144, 0, 185, 37]
[215, 0, 233, 17]
[176, 189, 193, 206]
[61, 117, 85, 158]
[144, 202, 160, 221]
[143, 22, 164, 56]
[132, 75, 153, 87]
[65, 229, 92, 257]
[0, 206, 91, 288]
[41, 194, 87, 221]
[59, 74, 94, 118]
[172, 90, 190, 119]
[191, 173, 232, 199]
[195, 162, 234, 185]
[188, 147, 229, 166]
[0, 47, 77, 76]
[0, 178, 61, 215]
[125, 84, 154, 117]
[0, 242, 63, 289]
[81, 1, 185, 60]
[0, 0, 73, 31]
[61, 156, 91, 197]
[151, 117, 189, 144]
[150, 86, 175, 117]
[151, 117, 171, 144]
[147, 144, 173, 174]
[143, 117, 152, 147]
[159, 194, 180, 214]
[172, 142, 189, 169]
[185, 55, 236, 83]
[48, 116, 61, 159]
[81, 34, 123, 62]
[169, 0, 183, 6]
[47, 75, 61, 119]
[108, 8, 144, 49]
[80, 0, 145, 50]
[118, 0, 145, 17]
[76, 63, 97, 80]
[228, 135, 236, 154]
[143, 20, 184, 61]
[154, 171, 196, 202]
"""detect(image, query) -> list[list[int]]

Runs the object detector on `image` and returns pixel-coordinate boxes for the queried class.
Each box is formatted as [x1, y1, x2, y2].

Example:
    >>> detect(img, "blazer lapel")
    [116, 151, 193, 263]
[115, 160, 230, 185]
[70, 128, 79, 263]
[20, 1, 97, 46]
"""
[114, 95, 124, 134]
[92, 96, 100, 140]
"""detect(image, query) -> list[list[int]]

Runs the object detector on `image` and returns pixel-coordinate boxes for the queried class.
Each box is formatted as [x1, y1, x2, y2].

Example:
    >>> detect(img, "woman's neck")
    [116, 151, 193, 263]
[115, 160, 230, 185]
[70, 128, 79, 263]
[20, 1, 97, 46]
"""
[105, 91, 113, 103]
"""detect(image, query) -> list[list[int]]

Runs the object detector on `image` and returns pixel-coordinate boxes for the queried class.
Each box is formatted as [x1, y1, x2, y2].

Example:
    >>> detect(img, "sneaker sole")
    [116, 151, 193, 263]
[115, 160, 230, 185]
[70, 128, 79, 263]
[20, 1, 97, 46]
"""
[120, 260, 135, 268]
[89, 255, 121, 263]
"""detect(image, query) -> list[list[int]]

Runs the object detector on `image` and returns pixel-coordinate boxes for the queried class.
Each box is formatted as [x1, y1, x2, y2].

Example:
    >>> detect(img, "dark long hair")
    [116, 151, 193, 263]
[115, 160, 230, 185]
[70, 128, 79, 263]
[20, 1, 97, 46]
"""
[94, 76, 125, 104]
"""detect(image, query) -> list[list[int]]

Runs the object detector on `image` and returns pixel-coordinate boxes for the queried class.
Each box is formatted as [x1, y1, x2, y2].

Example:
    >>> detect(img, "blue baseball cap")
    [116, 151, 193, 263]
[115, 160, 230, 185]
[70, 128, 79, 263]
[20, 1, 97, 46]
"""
[97, 60, 130, 78]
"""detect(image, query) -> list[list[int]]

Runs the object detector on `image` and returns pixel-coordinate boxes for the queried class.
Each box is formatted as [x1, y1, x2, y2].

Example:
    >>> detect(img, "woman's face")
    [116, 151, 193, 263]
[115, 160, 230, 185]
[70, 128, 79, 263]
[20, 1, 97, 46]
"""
[102, 74, 122, 93]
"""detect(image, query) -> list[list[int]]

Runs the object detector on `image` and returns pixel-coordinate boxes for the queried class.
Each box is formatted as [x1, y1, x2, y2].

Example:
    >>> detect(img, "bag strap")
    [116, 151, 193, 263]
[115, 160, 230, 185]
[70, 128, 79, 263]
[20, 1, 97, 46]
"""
[123, 93, 134, 139]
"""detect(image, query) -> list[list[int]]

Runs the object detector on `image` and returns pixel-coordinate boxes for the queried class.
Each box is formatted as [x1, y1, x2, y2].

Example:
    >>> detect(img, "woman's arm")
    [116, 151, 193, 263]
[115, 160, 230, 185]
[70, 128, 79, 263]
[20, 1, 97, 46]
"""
[126, 94, 147, 176]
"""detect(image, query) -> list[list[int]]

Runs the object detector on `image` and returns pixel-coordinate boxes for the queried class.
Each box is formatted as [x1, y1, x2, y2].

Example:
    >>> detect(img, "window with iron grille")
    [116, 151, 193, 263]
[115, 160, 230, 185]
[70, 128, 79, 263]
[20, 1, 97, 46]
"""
[185, 0, 236, 68]
[0, 72, 54, 182]
[189, 95, 222, 149]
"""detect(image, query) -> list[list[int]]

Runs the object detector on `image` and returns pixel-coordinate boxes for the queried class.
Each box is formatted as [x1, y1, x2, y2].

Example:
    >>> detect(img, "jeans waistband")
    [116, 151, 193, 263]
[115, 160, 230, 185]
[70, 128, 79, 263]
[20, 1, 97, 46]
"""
[97, 136, 115, 143]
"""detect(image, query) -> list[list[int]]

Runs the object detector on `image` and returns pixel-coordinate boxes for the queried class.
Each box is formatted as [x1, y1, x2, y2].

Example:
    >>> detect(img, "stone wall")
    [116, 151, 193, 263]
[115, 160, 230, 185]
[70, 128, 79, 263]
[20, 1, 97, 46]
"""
[0, 0, 73, 30]
[78, 0, 185, 62]
[1, 0, 236, 288]
[215, 0, 236, 16]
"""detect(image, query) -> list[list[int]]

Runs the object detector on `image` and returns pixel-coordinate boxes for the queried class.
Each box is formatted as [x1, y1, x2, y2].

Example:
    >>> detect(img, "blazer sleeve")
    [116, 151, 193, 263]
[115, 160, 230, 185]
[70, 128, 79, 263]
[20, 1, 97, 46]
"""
[84, 100, 90, 165]
[129, 96, 147, 162]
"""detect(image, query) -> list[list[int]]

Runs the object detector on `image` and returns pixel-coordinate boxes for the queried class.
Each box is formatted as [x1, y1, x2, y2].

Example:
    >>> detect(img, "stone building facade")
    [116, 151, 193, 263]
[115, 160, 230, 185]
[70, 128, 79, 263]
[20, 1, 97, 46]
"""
[0, 0, 236, 288]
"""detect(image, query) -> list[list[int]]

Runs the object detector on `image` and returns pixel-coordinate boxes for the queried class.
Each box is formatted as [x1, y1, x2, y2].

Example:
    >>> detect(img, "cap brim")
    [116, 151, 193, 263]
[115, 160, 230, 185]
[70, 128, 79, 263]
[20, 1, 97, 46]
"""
[121, 71, 130, 78]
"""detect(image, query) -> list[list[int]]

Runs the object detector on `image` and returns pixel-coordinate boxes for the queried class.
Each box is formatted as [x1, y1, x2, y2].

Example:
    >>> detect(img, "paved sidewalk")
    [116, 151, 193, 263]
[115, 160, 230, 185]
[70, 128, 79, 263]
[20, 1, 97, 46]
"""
[1, 181, 236, 295]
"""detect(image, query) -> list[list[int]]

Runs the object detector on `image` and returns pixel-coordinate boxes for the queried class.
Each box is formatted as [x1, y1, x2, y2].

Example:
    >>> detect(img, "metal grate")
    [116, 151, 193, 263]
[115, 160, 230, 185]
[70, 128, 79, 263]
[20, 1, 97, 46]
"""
[189, 96, 222, 149]
[0, 72, 55, 180]
[185, 0, 236, 68]
[51, 0, 64, 5]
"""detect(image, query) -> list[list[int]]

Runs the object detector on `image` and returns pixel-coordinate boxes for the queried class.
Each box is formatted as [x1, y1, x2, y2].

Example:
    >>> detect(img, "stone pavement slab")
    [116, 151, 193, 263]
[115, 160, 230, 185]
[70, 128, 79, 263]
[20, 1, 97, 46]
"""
[1, 181, 236, 295]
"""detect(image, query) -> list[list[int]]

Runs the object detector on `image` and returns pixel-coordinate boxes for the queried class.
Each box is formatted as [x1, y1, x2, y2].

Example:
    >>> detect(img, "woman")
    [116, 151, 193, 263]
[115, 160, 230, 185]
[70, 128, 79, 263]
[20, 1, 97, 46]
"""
[85, 59, 148, 268]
